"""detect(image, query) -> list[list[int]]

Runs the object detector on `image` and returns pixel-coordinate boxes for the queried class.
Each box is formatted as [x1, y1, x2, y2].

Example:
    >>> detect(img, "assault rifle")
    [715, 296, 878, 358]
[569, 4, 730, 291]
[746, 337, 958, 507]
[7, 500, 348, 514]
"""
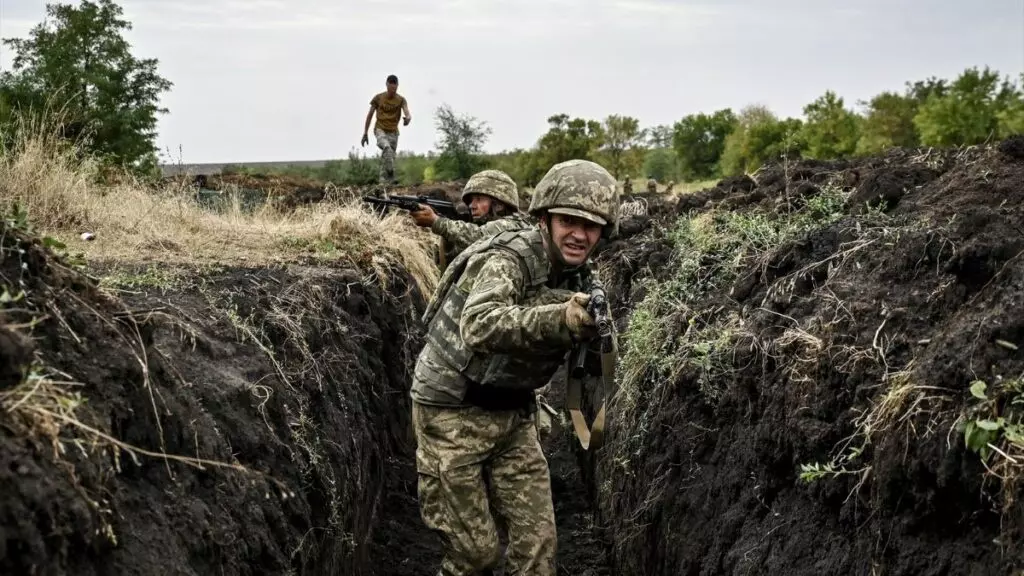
[567, 278, 617, 451]
[362, 194, 473, 223]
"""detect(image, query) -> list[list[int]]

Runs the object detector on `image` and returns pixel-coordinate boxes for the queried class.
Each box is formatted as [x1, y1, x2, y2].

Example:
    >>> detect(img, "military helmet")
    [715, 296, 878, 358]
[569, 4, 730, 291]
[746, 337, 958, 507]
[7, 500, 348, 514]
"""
[461, 169, 520, 209]
[529, 159, 619, 235]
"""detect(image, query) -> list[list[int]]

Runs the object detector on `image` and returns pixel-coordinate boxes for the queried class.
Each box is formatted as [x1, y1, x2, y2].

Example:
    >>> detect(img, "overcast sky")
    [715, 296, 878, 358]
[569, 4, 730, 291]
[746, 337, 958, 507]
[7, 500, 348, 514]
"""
[1, 0, 1022, 164]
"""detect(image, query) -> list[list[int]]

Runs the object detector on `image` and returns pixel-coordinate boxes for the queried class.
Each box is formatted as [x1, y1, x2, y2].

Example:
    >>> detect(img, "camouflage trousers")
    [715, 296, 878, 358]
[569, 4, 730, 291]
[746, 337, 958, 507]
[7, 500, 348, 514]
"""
[375, 128, 399, 183]
[413, 401, 557, 575]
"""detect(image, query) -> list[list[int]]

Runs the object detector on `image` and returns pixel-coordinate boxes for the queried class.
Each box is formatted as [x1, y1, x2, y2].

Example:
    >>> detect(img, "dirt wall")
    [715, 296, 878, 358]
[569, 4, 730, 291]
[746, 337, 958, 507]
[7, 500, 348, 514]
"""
[594, 139, 1024, 575]
[0, 223, 437, 575]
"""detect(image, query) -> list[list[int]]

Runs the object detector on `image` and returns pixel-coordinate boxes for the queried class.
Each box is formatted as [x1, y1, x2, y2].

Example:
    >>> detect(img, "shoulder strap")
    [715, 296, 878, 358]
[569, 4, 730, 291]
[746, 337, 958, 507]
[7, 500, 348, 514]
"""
[421, 228, 543, 324]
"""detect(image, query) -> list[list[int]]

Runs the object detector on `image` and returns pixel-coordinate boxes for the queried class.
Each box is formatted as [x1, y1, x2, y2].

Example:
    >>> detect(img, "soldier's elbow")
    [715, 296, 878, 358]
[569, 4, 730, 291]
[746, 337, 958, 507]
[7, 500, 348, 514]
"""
[459, 317, 489, 351]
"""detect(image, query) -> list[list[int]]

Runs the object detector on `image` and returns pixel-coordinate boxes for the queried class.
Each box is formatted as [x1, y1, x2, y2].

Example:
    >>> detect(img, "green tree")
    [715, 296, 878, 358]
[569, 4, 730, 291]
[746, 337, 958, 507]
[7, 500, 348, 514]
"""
[0, 0, 173, 173]
[913, 66, 1023, 146]
[643, 148, 676, 182]
[856, 91, 921, 155]
[719, 105, 804, 176]
[672, 108, 738, 180]
[997, 77, 1024, 137]
[598, 114, 645, 178]
[535, 113, 604, 167]
[906, 77, 948, 103]
[432, 103, 492, 180]
[646, 124, 674, 148]
[800, 90, 860, 159]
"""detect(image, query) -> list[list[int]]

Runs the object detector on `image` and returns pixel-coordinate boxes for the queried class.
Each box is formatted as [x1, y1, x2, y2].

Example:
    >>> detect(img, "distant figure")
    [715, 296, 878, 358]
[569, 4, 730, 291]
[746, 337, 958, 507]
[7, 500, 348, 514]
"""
[647, 178, 657, 193]
[666, 180, 675, 193]
[623, 176, 632, 195]
[361, 74, 411, 185]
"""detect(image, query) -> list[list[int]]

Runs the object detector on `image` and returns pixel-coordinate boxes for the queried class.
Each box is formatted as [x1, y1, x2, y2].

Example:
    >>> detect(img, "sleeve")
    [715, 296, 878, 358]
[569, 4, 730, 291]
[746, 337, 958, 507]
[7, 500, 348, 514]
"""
[369, 94, 379, 108]
[430, 217, 484, 255]
[458, 252, 574, 354]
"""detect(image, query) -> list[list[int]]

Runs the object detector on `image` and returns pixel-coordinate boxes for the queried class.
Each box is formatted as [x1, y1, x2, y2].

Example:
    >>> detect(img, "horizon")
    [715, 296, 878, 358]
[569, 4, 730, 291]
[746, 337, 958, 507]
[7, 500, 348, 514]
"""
[2, 0, 1022, 165]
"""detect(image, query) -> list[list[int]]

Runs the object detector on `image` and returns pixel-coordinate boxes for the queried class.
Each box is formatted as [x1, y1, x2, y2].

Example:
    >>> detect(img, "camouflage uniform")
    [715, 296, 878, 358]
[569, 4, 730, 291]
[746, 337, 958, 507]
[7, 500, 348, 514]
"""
[431, 170, 532, 258]
[376, 129, 399, 183]
[411, 160, 620, 575]
[646, 178, 657, 193]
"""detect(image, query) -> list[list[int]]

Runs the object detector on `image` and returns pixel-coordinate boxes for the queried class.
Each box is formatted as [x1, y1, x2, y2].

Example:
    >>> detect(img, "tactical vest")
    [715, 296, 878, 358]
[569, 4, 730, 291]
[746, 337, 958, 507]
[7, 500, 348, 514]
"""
[418, 228, 587, 402]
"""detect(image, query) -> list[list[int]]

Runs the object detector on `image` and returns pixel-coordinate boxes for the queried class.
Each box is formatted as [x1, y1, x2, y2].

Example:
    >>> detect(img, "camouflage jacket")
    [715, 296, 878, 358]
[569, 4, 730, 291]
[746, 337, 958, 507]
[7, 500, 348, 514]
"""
[430, 212, 534, 262]
[411, 227, 592, 407]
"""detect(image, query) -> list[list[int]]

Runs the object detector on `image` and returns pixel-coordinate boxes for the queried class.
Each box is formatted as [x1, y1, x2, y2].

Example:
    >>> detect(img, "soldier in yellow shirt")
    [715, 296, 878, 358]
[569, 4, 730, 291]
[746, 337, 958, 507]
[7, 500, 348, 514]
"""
[361, 74, 411, 185]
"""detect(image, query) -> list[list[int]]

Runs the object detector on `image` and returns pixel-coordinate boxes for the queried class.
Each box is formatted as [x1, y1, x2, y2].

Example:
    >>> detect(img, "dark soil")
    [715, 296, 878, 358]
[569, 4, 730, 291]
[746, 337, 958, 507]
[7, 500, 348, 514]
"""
[0, 225, 438, 575]
[0, 220, 610, 574]
[594, 137, 1024, 575]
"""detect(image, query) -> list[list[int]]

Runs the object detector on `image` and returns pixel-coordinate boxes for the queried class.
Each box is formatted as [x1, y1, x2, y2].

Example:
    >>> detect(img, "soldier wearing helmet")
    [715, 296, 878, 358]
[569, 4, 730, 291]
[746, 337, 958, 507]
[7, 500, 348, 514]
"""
[409, 169, 532, 266]
[410, 159, 619, 575]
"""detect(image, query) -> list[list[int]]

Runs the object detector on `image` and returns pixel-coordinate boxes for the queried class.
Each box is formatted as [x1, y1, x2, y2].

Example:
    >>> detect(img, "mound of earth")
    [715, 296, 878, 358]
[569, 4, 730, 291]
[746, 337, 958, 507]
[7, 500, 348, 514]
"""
[0, 221, 438, 574]
[390, 180, 467, 203]
[672, 147, 963, 218]
[594, 137, 1024, 575]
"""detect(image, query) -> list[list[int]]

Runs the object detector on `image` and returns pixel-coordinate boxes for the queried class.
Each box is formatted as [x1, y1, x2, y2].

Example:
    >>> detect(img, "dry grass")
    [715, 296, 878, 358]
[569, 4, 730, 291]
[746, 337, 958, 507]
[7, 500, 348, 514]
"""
[0, 126, 440, 297]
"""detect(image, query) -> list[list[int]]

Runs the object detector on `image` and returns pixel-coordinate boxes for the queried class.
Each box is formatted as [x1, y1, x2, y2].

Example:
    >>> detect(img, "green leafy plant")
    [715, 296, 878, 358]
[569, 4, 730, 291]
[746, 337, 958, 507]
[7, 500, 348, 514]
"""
[961, 378, 1024, 464]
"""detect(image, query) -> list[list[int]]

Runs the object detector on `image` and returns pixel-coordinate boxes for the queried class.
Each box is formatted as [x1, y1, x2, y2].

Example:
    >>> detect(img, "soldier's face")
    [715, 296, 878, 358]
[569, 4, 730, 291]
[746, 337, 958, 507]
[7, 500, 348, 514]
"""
[467, 194, 492, 219]
[547, 214, 602, 265]
[386, 81, 398, 95]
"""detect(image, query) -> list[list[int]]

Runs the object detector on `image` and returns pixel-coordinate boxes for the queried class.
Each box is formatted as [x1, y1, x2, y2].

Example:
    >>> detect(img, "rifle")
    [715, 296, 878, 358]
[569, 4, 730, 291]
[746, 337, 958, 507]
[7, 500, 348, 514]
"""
[362, 194, 474, 223]
[567, 278, 617, 451]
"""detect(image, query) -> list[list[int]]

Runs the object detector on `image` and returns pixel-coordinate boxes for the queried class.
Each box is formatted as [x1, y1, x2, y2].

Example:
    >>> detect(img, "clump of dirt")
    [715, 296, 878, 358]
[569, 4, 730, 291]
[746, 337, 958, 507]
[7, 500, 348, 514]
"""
[594, 138, 1024, 575]
[672, 147, 963, 218]
[0, 218, 437, 574]
[390, 180, 467, 203]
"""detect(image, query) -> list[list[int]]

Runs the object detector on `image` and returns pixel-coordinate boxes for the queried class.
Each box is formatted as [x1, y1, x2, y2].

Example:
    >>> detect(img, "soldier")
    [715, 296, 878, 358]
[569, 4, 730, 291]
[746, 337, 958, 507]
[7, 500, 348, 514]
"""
[646, 177, 657, 193]
[361, 74, 411, 185]
[409, 169, 531, 260]
[409, 170, 555, 443]
[411, 159, 619, 575]
[623, 175, 632, 195]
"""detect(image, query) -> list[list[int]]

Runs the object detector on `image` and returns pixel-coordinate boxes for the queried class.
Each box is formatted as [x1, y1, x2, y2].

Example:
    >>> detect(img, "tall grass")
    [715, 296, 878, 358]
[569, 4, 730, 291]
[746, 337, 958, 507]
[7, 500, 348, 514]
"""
[0, 115, 440, 297]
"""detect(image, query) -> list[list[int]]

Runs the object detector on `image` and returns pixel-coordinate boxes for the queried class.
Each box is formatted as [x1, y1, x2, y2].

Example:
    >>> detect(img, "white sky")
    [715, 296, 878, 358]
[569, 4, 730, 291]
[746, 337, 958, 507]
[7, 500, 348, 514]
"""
[1, 0, 1022, 164]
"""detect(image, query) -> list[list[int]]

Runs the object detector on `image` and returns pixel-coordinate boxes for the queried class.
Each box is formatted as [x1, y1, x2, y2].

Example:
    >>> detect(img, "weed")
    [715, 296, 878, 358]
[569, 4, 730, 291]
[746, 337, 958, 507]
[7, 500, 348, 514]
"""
[960, 377, 1024, 511]
[613, 180, 852, 460]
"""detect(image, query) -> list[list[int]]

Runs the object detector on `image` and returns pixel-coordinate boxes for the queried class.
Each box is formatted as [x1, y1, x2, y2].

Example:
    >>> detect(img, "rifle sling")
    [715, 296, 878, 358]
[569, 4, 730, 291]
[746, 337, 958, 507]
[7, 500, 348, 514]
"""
[566, 343, 615, 451]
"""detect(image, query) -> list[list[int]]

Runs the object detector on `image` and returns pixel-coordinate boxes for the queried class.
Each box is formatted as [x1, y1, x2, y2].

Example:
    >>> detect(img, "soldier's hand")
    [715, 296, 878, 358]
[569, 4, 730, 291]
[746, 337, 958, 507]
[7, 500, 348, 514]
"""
[410, 204, 437, 227]
[564, 292, 597, 339]
[361, 134, 369, 146]
[403, 116, 411, 126]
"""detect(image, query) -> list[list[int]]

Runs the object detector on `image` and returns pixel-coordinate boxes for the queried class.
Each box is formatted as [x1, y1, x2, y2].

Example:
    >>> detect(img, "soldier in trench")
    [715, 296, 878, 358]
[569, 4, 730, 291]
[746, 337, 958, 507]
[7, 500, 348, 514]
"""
[407, 169, 560, 441]
[410, 159, 620, 575]
[408, 169, 531, 265]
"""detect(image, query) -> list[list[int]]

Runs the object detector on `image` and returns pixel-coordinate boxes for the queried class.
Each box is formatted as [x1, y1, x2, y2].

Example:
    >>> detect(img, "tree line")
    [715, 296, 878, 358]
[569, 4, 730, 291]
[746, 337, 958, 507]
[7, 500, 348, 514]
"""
[1, 1, 1022, 189]
[236, 66, 1024, 188]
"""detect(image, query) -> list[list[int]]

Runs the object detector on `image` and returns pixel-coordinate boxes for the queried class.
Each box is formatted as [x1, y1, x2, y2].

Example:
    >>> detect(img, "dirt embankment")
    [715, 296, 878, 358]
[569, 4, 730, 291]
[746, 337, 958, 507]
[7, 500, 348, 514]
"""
[594, 138, 1024, 575]
[0, 220, 442, 574]
[166, 172, 470, 212]
[0, 194, 612, 574]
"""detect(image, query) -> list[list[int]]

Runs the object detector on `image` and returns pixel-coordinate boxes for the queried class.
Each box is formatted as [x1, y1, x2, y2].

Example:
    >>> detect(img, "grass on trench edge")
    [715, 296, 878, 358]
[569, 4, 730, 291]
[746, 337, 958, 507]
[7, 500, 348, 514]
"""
[0, 122, 440, 298]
